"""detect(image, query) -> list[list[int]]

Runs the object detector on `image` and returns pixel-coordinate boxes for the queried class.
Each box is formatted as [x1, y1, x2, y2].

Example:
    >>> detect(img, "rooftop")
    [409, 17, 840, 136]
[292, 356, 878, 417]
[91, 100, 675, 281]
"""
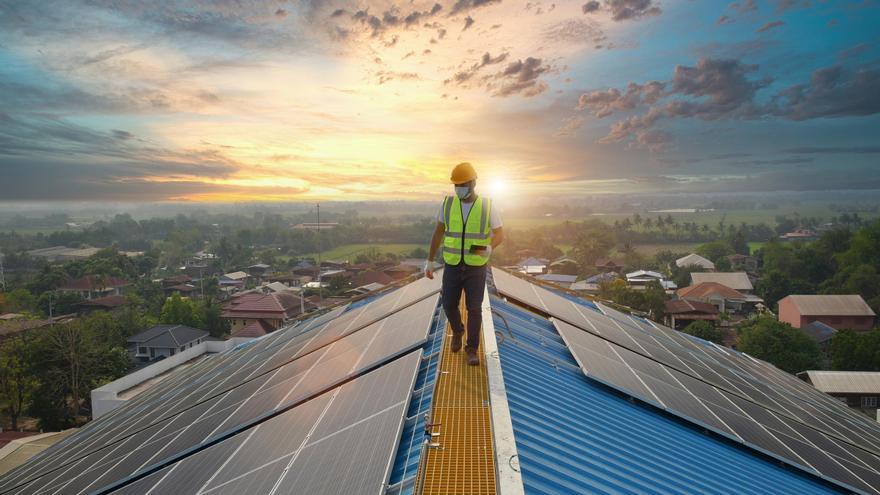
[781, 294, 876, 317]
[798, 370, 880, 395]
[691, 271, 754, 291]
[127, 324, 208, 348]
[677, 281, 747, 300]
[676, 252, 716, 269]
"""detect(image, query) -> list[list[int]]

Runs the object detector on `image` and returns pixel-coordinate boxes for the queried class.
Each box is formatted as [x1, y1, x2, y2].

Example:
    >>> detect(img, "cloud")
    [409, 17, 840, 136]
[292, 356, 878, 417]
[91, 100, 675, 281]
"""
[376, 70, 421, 84]
[542, 19, 608, 47]
[729, 0, 758, 14]
[578, 58, 880, 149]
[582, 0, 661, 22]
[491, 57, 553, 97]
[463, 15, 475, 30]
[112, 130, 135, 140]
[449, 0, 502, 16]
[444, 51, 509, 85]
[772, 64, 880, 120]
[756, 20, 784, 33]
[716, 15, 733, 25]
[578, 81, 665, 117]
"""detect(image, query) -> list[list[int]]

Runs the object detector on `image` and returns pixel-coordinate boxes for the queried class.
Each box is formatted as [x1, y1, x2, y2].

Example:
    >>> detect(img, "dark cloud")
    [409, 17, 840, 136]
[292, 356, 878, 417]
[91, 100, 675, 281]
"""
[578, 81, 665, 117]
[782, 146, 880, 154]
[444, 51, 509, 85]
[582, 0, 661, 22]
[716, 15, 733, 25]
[772, 64, 880, 120]
[449, 0, 502, 16]
[731, 157, 813, 167]
[579, 58, 880, 149]
[729, 0, 758, 14]
[112, 130, 134, 140]
[756, 20, 784, 33]
[491, 57, 552, 97]
[463, 16, 475, 30]
[350, 4, 443, 37]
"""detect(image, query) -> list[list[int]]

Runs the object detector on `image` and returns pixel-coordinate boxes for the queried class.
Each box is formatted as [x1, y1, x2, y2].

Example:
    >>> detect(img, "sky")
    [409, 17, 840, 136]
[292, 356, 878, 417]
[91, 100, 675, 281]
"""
[0, 0, 878, 202]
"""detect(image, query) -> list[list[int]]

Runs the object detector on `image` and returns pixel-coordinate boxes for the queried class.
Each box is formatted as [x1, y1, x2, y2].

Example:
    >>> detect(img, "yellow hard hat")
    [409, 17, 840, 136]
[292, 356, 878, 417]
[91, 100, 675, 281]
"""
[450, 162, 477, 184]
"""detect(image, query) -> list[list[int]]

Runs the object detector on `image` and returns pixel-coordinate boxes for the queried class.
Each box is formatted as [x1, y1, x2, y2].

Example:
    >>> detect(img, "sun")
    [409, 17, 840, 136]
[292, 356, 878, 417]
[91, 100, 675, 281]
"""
[488, 179, 508, 198]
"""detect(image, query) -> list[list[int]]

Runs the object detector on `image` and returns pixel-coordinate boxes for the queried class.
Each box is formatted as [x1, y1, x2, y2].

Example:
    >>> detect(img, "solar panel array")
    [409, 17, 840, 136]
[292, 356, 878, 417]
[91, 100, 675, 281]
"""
[491, 267, 880, 495]
[0, 274, 441, 494]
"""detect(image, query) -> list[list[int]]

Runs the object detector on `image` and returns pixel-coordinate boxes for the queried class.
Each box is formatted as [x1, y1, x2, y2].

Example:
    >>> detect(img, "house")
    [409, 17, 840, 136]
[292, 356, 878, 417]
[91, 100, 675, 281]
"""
[222, 292, 315, 334]
[518, 257, 548, 275]
[230, 319, 276, 339]
[781, 228, 819, 242]
[219, 271, 249, 288]
[535, 273, 578, 288]
[353, 270, 394, 287]
[778, 294, 875, 330]
[664, 299, 720, 329]
[548, 257, 579, 274]
[59, 275, 130, 300]
[247, 263, 271, 278]
[128, 324, 209, 362]
[162, 274, 192, 287]
[266, 273, 312, 288]
[675, 253, 715, 271]
[798, 371, 880, 418]
[690, 272, 753, 293]
[571, 272, 619, 292]
[799, 321, 838, 350]
[77, 294, 129, 313]
[676, 282, 762, 314]
[292, 261, 317, 276]
[594, 258, 625, 273]
[726, 253, 758, 272]
[164, 283, 199, 297]
[383, 264, 419, 281]
[626, 270, 677, 290]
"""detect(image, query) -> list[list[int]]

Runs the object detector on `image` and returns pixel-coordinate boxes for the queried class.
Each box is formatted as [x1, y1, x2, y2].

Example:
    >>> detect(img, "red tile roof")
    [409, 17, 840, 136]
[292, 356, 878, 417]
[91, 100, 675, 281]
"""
[353, 270, 394, 287]
[222, 292, 313, 319]
[60, 275, 130, 291]
[231, 320, 274, 338]
[677, 282, 745, 301]
[78, 294, 129, 308]
[665, 299, 719, 315]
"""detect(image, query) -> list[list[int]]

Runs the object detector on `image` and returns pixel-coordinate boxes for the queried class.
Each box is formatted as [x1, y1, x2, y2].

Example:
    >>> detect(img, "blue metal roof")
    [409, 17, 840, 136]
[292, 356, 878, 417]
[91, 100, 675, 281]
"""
[491, 297, 845, 495]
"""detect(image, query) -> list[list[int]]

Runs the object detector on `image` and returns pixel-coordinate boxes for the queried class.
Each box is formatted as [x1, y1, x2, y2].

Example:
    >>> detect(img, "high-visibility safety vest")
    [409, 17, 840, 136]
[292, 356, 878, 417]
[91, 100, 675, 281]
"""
[442, 195, 492, 266]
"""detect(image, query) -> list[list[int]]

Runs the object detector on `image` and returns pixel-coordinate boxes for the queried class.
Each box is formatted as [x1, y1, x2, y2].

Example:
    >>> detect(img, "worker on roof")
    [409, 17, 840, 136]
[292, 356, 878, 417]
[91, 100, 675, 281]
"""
[425, 162, 504, 366]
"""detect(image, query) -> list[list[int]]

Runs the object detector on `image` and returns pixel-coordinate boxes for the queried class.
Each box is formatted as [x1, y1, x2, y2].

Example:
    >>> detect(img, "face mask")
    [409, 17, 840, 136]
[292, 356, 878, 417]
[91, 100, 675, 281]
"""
[455, 185, 471, 199]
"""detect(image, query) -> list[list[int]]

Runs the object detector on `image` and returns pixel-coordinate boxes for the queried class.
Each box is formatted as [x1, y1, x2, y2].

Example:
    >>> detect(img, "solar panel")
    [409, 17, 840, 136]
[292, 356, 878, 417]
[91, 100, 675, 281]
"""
[5, 295, 438, 495]
[108, 350, 421, 495]
[493, 268, 880, 494]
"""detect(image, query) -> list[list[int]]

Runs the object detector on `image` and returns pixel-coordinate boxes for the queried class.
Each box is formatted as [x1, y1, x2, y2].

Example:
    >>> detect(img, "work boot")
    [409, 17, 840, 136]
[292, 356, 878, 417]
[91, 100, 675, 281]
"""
[466, 348, 480, 366]
[450, 333, 463, 353]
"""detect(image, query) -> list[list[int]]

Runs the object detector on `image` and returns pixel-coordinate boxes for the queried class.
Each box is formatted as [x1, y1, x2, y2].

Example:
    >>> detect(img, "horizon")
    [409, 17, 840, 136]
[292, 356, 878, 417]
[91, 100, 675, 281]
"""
[1, 1, 879, 201]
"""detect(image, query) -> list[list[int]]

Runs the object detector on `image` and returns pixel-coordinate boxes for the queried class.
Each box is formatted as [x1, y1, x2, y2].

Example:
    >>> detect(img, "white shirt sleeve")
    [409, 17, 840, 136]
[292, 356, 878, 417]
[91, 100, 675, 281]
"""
[489, 201, 503, 229]
[437, 201, 446, 225]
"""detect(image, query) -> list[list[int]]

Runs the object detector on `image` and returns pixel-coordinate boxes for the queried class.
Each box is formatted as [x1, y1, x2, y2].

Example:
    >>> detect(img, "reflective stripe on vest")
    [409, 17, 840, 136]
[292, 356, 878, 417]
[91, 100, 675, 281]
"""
[442, 195, 492, 266]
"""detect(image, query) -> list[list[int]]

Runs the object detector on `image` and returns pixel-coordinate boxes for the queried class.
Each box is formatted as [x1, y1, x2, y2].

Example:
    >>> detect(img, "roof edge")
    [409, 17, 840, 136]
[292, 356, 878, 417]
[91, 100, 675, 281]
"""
[482, 288, 525, 495]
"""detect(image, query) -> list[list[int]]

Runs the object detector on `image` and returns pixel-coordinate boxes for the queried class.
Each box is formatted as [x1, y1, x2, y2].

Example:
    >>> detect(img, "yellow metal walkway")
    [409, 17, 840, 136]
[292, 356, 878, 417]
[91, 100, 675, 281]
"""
[419, 298, 497, 495]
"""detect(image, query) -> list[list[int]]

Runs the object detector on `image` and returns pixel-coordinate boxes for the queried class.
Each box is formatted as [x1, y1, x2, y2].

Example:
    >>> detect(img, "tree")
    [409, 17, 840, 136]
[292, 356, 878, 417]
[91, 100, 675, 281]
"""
[829, 330, 880, 371]
[2, 288, 36, 314]
[160, 293, 203, 328]
[696, 240, 734, 263]
[737, 316, 822, 374]
[0, 337, 38, 430]
[682, 320, 723, 344]
[571, 226, 615, 271]
[200, 298, 230, 339]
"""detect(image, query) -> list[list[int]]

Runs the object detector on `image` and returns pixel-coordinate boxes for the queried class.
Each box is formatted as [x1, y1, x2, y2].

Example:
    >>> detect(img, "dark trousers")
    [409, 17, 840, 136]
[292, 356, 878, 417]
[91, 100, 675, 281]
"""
[442, 263, 487, 351]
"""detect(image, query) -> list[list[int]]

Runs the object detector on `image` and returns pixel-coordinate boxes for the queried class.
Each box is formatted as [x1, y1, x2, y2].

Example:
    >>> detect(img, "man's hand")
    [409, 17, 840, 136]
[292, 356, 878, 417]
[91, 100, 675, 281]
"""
[424, 260, 434, 279]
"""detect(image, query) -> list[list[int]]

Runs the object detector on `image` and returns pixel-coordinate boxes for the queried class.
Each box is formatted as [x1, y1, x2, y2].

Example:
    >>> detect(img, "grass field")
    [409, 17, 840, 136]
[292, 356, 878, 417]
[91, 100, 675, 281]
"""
[296, 243, 422, 261]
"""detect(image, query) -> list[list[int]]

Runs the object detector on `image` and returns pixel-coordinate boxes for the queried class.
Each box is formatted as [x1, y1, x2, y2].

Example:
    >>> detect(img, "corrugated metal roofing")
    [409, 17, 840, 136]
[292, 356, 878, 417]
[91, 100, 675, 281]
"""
[783, 295, 876, 317]
[491, 297, 845, 495]
[800, 371, 880, 394]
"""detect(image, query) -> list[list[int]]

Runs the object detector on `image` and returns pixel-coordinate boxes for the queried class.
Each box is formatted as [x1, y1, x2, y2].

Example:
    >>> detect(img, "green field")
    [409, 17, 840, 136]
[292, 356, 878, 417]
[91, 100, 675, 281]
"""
[297, 243, 422, 261]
